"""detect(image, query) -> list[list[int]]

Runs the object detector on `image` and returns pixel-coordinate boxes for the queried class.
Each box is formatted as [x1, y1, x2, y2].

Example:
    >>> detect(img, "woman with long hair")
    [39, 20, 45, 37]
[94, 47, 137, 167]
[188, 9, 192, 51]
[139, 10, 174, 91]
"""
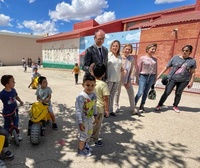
[107, 40, 122, 116]
[135, 43, 158, 114]
[115, 44, 137, 115]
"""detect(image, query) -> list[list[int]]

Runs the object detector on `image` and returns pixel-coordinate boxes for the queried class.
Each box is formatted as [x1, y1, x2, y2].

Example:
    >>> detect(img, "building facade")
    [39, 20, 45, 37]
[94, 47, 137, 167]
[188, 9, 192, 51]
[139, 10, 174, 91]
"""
[0, 32, 42, 66]
[37, 0, 200, 78]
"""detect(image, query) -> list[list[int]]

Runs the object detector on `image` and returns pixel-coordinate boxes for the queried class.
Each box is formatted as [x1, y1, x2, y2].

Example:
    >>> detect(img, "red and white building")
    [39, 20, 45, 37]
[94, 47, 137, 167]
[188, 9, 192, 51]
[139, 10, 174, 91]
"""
[37, 0, 200, 78]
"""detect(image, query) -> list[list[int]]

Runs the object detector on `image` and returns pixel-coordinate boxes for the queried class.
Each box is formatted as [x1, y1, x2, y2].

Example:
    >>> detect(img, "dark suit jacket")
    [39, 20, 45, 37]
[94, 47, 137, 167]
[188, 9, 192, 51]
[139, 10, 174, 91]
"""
[83, 44, 108, 79]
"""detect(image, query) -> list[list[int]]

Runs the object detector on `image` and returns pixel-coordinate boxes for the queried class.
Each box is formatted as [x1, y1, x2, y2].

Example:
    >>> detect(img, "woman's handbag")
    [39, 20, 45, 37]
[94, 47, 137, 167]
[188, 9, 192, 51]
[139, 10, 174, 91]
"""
[161, 59, 187, 86]
[148, 84, 156, 100]
[161, 76, 169, 85]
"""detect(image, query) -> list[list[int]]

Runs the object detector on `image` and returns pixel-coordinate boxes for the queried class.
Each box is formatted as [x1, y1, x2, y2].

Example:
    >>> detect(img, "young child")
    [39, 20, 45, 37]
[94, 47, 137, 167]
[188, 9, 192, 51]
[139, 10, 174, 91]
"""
[72, 63, 80, 84]
[28, 67, 41, 88]
[23, 61, 27, 72]
[31, 62, 38, 72]
[0, 126, 14, 160]
[75, 74, 98, 157]
[0, 75, 24, 140]
[90, 64, 110, 147]
[36, 76, 58, 130]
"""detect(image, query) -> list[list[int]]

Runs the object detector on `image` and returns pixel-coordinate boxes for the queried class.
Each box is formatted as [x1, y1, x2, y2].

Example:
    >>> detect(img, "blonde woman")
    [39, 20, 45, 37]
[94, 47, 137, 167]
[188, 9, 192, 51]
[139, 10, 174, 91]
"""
[115, 44, 137, 115]
[107, 40, 122, 116]
[135, 43, 157, 114]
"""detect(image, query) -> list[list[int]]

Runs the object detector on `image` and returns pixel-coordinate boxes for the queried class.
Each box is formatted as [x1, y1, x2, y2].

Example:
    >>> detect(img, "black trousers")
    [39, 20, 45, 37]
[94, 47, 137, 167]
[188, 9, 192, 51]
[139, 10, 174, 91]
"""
[158, 80, 189, 107]
[75, 74, 78, 84]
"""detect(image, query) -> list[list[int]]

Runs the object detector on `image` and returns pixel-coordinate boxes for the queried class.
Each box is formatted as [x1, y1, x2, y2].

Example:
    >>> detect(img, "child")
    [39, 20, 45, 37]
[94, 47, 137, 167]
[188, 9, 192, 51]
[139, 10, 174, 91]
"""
[23, 61, 27, 72]
[75, 74, 98, 157]
[36, 76, 58, 130]
[28, 67, 41, 88]
[37, 57, 41, 67]
[0, 75, 24, 140]
[90, 64, 110, 147]
[0, 126, 14, 160]
[31, 62, 38, 72]
[72, 63, 80, 84]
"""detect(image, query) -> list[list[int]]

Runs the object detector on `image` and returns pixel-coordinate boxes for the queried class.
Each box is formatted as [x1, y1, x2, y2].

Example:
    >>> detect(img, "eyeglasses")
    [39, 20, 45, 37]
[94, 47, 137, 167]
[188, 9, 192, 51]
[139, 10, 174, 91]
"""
[182, 50, 189, 52]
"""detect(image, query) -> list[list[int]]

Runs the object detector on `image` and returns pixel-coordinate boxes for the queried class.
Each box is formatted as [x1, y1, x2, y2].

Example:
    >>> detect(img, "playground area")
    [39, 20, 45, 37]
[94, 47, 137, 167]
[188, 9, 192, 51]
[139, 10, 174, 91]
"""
[0, 66, 199, 168]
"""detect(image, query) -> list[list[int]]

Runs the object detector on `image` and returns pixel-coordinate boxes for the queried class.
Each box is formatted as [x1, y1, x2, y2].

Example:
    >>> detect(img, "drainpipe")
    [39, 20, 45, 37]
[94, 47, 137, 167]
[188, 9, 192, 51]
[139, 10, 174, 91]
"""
[171, 28, 178, 57]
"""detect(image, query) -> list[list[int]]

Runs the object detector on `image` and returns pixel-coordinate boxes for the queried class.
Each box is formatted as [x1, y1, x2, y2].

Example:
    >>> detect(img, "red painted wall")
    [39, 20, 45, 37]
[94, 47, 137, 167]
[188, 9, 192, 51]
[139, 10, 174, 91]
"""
[80, 21, 123, 37]
[74, 20, 99, 30]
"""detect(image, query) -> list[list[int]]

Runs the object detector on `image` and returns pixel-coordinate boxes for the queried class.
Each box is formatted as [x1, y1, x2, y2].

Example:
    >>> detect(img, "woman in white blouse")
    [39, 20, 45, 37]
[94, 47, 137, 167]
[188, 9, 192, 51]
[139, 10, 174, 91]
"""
[107, 40, 122, 116]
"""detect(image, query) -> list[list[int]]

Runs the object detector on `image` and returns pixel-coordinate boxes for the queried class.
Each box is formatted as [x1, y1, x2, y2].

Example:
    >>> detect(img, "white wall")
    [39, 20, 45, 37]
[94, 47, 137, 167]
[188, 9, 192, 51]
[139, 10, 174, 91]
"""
[0, 32, 42, 66]
[42, 38, 80, 65]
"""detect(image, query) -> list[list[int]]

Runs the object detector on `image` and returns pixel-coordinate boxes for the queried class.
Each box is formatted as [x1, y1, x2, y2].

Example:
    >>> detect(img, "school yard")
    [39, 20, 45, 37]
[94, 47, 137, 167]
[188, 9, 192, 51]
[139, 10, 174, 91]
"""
[0, 66, 199, 168]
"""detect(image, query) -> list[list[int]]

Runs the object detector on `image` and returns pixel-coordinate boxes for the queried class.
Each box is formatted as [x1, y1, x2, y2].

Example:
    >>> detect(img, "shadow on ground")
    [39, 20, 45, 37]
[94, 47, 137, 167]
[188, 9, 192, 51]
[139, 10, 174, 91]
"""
[3, 103, 200, 168]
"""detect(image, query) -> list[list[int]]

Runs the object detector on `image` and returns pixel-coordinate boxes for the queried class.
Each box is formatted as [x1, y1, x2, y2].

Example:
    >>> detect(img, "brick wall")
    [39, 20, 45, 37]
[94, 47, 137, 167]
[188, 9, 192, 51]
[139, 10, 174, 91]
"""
[138, 22, 200, 77]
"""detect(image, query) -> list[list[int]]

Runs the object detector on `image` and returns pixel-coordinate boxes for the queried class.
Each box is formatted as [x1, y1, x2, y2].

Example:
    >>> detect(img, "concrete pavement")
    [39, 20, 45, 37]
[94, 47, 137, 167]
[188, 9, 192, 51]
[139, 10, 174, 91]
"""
[0, 66, 200, 168]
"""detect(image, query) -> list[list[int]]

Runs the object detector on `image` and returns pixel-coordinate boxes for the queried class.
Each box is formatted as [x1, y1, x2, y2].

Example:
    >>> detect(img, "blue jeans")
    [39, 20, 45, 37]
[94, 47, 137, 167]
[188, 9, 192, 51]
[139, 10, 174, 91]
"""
[135, 74, 156, 105]
[158, 80, 189, 107]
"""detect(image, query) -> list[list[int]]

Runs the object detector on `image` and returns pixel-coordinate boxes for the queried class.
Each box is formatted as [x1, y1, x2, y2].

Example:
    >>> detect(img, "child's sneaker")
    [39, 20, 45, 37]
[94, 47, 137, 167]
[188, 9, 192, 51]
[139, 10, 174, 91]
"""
[0, 160, 6, 167]
[52, 123, 58, 130]
[3, 151, 14, 160]
[95, 140, 103, 147]
[85, 143, 93, 152]
[78, 149, 92, 157]
[17, 134, 23, 141]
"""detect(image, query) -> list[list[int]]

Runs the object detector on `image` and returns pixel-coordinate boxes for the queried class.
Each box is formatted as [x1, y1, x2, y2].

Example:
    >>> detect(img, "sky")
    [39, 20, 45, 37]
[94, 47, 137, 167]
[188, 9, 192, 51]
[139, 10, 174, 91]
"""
[0, 0, 196, 36]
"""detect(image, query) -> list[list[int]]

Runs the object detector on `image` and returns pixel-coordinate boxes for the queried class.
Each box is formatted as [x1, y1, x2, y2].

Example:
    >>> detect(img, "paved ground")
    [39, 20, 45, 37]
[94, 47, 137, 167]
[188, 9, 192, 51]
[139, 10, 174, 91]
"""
[0, 66, 200, 168]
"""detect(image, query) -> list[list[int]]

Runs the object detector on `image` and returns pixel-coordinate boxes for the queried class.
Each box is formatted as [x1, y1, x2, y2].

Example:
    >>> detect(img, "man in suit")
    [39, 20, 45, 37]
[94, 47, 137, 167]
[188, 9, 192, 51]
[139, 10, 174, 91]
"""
[82, 29, 108, 81]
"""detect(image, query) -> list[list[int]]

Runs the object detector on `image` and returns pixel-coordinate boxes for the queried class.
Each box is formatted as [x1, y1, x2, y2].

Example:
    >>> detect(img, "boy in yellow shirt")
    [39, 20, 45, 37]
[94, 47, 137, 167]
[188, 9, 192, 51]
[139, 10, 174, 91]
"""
[90, 64, 110, 147]
[72, 63, 80, 84]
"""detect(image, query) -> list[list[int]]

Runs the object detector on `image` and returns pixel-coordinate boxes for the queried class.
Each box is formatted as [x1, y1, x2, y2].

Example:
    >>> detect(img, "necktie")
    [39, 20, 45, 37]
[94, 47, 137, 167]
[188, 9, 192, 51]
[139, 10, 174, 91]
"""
[98, 48, 103, 62]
